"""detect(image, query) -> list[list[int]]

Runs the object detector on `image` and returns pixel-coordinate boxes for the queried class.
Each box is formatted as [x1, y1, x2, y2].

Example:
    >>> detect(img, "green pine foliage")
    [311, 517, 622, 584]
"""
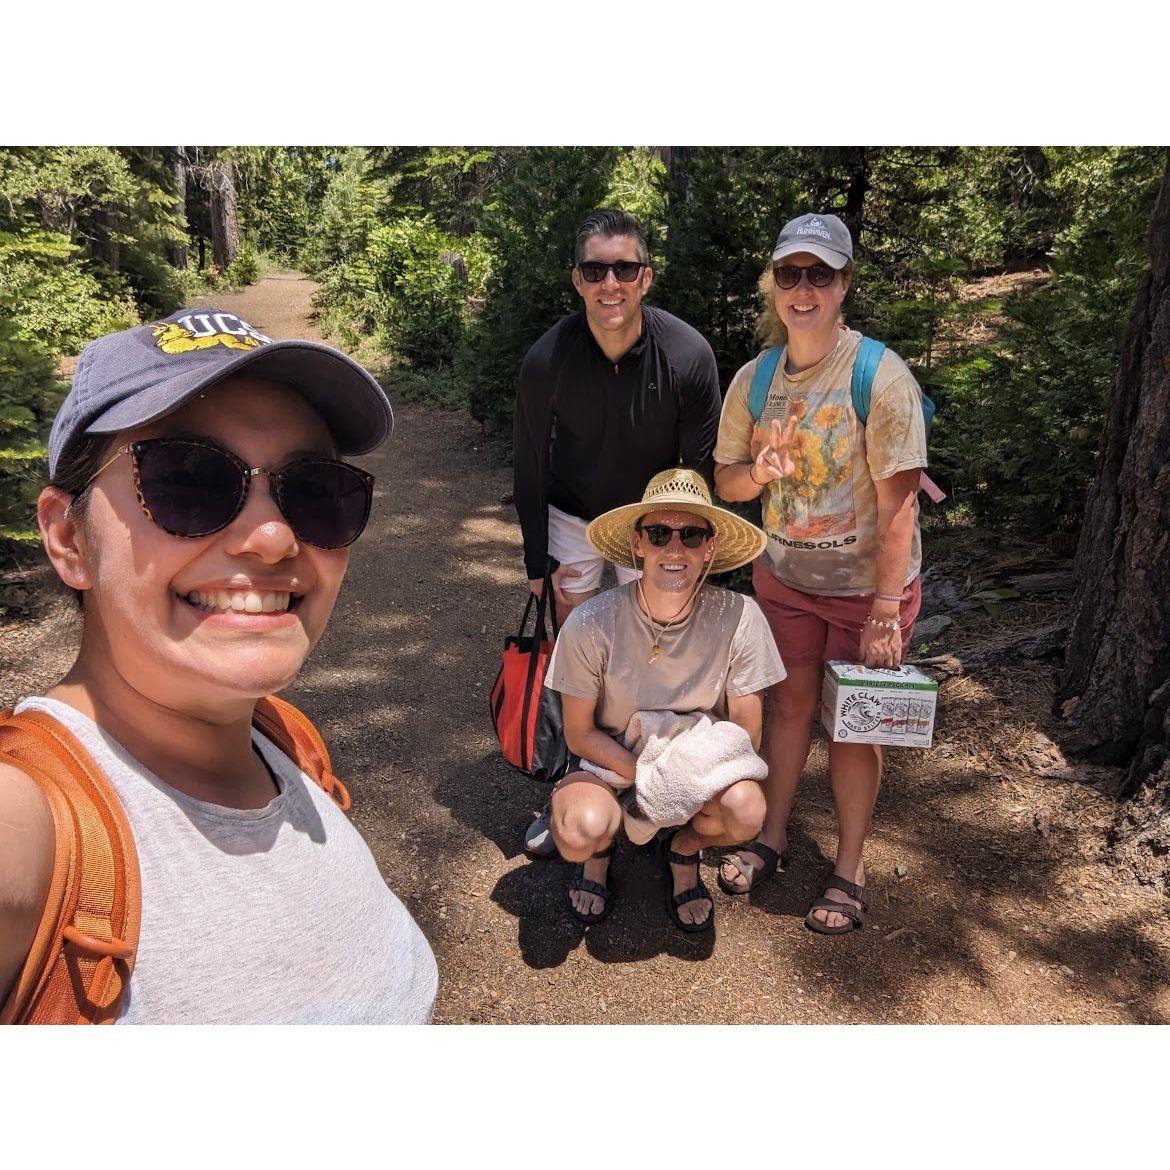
[457, 146, 619, 429]
[367, 216, 489, 370]
[0, 293, 64, 540]
[653, 147, 799, 379]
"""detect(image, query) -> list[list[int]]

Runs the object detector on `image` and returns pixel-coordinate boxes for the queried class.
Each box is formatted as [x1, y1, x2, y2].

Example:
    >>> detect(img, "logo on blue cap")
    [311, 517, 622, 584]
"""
[150, 311, 273, 356]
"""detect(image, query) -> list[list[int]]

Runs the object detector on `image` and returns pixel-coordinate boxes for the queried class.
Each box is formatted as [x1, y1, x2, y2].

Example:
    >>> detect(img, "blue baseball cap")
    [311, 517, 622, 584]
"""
[48, 308, 393, 476]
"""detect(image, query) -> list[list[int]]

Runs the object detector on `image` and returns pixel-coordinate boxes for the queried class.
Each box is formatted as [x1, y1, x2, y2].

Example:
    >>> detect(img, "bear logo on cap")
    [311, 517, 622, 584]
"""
[151, 311, 272, 355]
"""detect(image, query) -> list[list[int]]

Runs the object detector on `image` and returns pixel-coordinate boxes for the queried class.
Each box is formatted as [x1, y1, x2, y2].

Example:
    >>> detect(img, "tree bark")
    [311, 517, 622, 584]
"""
[209, 159, 239, 269]
[840, 147, 870, 249]
[666, 147, 694, 207]
[167, 149, 188, 270]
[1057, 160, 1170, 891]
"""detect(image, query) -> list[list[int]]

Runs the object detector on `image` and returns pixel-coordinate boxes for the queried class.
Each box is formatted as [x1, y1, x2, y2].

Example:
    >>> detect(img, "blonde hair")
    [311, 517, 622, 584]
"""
[754, 259, 853, 349]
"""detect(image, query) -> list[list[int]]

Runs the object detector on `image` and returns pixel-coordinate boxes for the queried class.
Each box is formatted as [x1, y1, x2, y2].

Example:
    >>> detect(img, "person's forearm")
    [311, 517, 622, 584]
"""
[873, 499, 916, 599]
[726, 704, 763, 752]
[715, 461, 765, 504]
[565, 726, 636, 781]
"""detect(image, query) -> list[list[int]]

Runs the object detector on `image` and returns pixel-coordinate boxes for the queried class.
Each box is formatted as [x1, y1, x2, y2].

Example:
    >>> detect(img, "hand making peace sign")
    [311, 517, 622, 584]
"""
[752, 415, 799, 485]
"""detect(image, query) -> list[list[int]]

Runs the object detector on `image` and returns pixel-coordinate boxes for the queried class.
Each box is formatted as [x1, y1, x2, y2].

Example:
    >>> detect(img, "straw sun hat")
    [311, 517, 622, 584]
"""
[586, 468, 767, 573]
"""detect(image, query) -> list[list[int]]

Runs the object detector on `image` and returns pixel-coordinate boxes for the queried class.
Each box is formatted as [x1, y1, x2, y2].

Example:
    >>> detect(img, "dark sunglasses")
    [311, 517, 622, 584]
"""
[773, 262, 838, 289]
[81, 437, 374, 549]
[577, 260, 645, 283]
[636, 522, 714, 548]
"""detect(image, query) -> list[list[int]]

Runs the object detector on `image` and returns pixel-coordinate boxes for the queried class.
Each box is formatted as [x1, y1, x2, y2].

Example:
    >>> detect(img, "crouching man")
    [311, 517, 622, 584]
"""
[545, 469, 786, 933]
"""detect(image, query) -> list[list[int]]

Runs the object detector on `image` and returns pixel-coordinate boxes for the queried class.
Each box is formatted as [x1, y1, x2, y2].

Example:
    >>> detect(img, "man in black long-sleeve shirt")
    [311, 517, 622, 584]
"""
[513, 209, 722, 619]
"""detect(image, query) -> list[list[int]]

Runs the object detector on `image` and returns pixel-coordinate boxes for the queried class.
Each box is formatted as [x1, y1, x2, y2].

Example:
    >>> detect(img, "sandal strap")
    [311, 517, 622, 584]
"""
[663, 830, 700, 866]
[671, 881, 711, 910]
[569, 876, 610, 900]
[738, 839, 780, 866]
[807, 897, 864, 925]
[823, 874, 867, 909]
[722, 839, 780, 882]
[591, 843, 614, 859]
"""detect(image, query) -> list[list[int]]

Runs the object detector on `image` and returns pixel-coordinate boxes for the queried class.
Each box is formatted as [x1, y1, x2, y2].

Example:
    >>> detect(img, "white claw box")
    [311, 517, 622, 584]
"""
[821, 661, 938, 748]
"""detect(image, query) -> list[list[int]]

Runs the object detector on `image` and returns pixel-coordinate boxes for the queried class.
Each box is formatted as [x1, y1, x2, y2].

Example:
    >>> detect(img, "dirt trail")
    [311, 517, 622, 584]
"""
[4, 275, 1167, 1024]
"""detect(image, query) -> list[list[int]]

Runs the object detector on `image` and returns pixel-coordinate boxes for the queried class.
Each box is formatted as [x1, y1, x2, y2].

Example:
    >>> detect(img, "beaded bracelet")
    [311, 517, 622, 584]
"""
[875, 593, 903, 602]
[864, 614, 901, 632]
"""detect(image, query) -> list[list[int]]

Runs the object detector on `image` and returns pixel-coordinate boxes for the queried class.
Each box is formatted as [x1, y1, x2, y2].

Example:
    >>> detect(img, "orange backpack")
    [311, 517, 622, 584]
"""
[0, 696, 352, 1025]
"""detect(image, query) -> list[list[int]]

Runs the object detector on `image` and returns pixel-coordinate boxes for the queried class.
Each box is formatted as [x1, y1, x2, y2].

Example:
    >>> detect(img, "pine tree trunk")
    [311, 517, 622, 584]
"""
[168, 150, 188, 270]
[667, 147, 694, 206]
[1057, 161, 1170, 891]
[209, 159, 239, 269]
[841, 148, 870, 248]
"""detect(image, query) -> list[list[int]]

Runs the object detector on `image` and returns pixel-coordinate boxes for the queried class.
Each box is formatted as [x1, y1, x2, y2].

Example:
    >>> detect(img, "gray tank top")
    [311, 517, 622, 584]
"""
[17, 696, 438, 1025]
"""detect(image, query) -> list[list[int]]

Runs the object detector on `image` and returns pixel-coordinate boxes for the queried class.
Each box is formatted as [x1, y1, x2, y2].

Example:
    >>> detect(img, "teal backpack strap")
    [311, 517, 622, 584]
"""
[852, 334, 946, 502]
[748, 346, 785, 422]
[850, 336, 886, 423]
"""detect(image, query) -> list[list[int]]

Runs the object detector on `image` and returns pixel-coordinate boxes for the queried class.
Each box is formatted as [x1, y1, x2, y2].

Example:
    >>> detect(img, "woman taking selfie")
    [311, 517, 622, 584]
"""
[0, 308, 437, 1023]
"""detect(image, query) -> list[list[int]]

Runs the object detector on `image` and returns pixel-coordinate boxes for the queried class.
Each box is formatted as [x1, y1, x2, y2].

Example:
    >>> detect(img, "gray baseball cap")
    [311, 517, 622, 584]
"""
[772, 213, 853, 269]
[48, 308, 393, 476]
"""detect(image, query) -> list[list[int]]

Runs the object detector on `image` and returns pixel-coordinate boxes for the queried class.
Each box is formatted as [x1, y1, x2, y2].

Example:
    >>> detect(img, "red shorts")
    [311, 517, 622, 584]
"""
[752, 562, 922, 667]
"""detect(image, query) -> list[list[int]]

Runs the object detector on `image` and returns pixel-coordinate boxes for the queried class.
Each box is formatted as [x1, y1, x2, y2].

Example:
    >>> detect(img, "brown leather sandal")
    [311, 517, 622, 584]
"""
[804, 875, 868, 935]
[717, 839, 791, 895]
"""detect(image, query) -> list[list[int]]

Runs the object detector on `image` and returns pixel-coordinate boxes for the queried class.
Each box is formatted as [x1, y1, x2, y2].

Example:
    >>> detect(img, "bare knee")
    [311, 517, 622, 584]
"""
[719, 780, 766, 840]
[551, 789, 618, 860]
[771, 681, 818, 725]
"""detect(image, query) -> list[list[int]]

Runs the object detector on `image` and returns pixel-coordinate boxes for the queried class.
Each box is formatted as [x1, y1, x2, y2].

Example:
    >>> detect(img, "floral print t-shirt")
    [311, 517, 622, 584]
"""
[714, 329, 927, 596]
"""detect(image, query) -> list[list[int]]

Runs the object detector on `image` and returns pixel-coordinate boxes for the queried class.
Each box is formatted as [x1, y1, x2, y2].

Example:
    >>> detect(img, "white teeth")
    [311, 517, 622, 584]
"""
[185, 590, 292, 614]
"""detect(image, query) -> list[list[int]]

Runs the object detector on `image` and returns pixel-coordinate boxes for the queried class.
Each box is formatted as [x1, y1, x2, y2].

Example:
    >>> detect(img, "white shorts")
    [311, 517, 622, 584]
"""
[548, 504, 641, 594]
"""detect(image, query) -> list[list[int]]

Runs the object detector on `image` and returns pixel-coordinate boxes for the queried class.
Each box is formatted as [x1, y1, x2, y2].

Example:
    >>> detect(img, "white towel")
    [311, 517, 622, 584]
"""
[581, 709, 767, 845]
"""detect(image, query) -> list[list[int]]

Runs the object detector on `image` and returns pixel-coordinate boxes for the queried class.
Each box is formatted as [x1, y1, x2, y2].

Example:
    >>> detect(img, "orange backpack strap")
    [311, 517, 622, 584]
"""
[0, 696, 347, 1026]
[251, 695, 352, 811]
[0, 708, 141, 1025]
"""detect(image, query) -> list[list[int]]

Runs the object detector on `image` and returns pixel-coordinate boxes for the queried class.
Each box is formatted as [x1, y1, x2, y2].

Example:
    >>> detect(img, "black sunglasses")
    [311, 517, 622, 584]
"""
[773, 262, 838, 289]
[636, 522, 714, 549]
[577, 260, 645, 283]
[81, 437, 374, 549]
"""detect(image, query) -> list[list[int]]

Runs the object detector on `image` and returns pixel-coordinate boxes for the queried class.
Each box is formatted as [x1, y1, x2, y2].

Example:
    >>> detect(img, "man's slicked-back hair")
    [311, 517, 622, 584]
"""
[575, 209, 650, 266]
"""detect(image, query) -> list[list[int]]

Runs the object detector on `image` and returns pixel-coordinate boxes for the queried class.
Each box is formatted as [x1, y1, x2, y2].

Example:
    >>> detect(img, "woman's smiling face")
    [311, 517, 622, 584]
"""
[61, 377, 352, 709]
[773, 251, 850, 348]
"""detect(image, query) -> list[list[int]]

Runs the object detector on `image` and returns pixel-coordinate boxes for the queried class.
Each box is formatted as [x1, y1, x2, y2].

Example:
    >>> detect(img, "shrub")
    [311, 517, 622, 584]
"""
[0, 294, 63, 539]
[366, 217, 489, 369]
[224, 238, 260, 287]
[0, 230, 138, 355]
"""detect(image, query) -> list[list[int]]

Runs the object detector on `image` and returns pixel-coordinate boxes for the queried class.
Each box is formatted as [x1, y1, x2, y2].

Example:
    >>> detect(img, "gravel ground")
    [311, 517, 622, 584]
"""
[4, 274, 1167, 1025]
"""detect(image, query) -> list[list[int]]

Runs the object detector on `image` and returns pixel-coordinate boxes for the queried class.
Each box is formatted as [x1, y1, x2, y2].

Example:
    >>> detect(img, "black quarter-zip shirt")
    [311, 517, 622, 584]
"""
[513, 306, 722, 580]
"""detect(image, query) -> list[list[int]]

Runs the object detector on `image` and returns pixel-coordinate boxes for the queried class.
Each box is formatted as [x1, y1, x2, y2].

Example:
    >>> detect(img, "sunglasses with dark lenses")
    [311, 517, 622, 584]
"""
[86, 437, 374, 549]
[577, 260, 645, 283]
[772, 262, 838, 289]
[636, 523, 714, 548]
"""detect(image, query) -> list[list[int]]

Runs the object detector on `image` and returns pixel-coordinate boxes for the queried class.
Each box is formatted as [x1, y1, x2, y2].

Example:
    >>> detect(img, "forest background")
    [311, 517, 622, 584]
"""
[2, 144, 1165, 553]
[6, 144, 1170, 889]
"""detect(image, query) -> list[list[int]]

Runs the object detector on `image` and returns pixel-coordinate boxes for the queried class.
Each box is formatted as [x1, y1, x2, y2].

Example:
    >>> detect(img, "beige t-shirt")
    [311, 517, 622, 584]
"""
[546, 582, 786, 739]
[714, 329, 927, 596]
